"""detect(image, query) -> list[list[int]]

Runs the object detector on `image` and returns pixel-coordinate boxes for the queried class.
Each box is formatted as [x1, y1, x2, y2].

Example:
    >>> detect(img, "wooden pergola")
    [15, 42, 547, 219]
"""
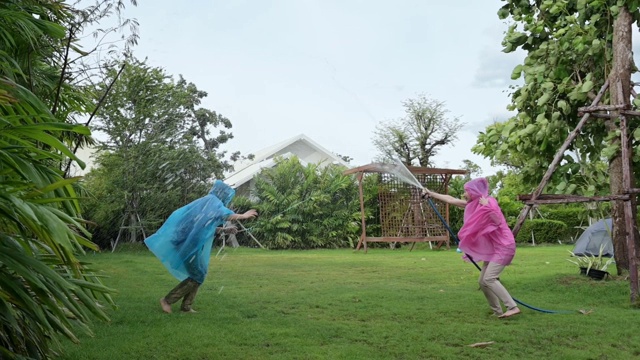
[344, 164, 467, 252]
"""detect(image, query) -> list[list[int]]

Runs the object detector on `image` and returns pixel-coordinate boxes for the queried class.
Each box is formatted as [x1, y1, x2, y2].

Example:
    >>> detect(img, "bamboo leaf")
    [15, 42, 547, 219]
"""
[24, 177, 81, 199]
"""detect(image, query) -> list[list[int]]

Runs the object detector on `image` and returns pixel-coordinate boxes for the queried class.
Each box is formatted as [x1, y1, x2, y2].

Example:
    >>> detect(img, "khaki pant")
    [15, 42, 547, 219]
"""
[164, 278, 200, 311]
[479, 262, 517, 315]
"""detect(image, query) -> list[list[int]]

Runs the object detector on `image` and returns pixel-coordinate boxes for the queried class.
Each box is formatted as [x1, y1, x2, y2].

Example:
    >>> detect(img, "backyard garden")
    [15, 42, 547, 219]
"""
[57, 244, 638, 360]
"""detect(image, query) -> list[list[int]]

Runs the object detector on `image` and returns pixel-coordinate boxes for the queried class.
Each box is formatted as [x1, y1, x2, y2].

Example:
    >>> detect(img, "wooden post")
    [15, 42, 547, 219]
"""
[355, 172, 366, 251]
[618, 109, 638, 302]
[610, 7, 639, 302]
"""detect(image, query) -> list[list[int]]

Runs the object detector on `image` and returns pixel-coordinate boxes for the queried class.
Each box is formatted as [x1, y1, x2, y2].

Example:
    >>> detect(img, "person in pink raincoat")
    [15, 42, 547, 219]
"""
[423, 177, 520, 318]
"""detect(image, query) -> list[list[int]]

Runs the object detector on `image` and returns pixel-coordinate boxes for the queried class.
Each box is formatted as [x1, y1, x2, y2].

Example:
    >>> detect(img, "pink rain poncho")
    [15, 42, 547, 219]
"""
[144, 180, 235, 284]
[457, 178, 516, 266]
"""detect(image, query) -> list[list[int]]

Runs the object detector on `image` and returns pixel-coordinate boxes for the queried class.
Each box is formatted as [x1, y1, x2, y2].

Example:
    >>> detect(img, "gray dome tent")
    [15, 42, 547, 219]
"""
[572, 218, 613, 257]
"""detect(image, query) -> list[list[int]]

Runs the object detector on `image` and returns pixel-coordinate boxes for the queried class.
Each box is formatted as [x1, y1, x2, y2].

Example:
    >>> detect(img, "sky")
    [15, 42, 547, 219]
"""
[100, 0, 524, 176]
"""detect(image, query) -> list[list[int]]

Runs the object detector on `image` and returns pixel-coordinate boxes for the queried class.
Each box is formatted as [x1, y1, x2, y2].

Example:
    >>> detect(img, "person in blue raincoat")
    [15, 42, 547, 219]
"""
[145, 180, 257, 313]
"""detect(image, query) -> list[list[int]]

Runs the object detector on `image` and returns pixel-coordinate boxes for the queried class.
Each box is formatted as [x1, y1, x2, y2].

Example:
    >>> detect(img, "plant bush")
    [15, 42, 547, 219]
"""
[567, 245, 615, 273]
[446, 176, 465, 234]
[515, 219, 568, 244]
[490, 171, 528, 224]
[245, 157, 360, 249]
[539, 206, 589, 240]
[361, 173, 383, 244]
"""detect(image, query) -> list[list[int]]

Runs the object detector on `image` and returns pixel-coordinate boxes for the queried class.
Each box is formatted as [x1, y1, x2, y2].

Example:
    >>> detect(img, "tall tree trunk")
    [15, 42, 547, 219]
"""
[128, 211, 138, 243]
[608, 7, 640, 285]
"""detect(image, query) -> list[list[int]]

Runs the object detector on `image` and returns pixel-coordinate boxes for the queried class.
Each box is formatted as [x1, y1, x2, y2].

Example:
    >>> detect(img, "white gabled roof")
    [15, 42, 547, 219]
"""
[225, 152, 307, 188]
[224, 134, 349, 189]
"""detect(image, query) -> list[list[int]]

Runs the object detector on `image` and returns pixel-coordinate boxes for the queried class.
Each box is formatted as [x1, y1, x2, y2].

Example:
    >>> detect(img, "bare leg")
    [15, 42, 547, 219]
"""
[160, 298, 172, 313]
[499, 307, 521, 318]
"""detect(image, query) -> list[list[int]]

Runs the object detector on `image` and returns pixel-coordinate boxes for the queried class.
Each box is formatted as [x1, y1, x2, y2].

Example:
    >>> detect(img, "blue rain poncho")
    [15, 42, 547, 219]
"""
[145, 180, 235, 284]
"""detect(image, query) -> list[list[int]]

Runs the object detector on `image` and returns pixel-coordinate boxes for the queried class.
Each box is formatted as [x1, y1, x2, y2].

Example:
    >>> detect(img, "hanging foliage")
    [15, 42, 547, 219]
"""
[0, 0, 137, 358]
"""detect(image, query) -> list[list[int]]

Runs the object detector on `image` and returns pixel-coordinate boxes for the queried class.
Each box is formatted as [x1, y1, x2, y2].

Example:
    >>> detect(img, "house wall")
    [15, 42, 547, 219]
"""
[276, 143, 336, 166]
[68, 146, 97, 177]
[234, 182, 253, 199]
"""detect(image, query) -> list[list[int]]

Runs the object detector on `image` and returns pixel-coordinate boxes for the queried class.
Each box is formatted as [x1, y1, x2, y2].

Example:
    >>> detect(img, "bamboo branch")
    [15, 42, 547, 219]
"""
[52, 26, 75, 115]
[63, 62, 127, 177]
[83, 62, 126, 128]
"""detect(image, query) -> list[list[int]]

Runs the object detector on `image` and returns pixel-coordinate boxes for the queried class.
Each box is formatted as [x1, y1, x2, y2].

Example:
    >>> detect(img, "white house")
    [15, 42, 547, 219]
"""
[68, 146, 98, 177]
[224, 134, 350, 197]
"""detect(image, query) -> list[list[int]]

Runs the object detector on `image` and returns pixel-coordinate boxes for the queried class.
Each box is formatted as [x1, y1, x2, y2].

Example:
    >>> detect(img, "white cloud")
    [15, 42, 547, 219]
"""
[472, 46, 525, 88]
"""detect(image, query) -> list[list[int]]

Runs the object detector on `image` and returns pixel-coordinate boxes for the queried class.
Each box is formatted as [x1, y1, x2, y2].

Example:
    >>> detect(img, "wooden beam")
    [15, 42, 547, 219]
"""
[364, 236, 448, 243]
[577, 104, 628, 112]
[578, 110, 640, 118]
[343, 163, 467, 176]
[518, 194, 631, 200]
[579, 112, 614, 118]
[518, 194, 630, 205]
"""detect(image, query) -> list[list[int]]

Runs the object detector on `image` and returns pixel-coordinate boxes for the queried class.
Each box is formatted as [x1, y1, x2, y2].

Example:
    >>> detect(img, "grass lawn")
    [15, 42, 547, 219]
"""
[58, 244, 640, 360]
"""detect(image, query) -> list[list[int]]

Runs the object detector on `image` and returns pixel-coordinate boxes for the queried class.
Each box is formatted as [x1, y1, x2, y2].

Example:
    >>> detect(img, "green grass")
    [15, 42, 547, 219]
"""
[58, 244, 640, 360]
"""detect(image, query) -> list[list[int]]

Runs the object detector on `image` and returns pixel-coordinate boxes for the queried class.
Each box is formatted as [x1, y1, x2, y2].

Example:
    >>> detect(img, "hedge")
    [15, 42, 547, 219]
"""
[514, 219, 569, 244]
[538, 207, 589, 238]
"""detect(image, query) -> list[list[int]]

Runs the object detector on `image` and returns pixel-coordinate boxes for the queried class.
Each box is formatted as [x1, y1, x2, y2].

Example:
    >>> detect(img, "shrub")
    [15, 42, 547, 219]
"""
[247, 157, 360, 249]
[539, 206, 588, 240]
[515, 219, 568, 244]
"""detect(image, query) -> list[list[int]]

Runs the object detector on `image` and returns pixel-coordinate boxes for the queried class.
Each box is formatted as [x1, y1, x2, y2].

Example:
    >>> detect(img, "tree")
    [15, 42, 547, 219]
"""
[490, 171, 529, 223]
[373, 94, 464, 166]
[0, 0, 133, 358]
[95, 58, 235, 174]
[56, 0, 140, 176]
[335, 153, 353, 163]
[473, 0, 640, 276]
[84, 58, 239, 247]
[461, 159, 483, 179]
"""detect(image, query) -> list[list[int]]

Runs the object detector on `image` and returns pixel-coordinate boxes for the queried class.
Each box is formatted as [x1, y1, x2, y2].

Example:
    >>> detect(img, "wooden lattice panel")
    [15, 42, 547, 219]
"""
[344, 163, 466, 251]
[378, 173, 449, 239]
